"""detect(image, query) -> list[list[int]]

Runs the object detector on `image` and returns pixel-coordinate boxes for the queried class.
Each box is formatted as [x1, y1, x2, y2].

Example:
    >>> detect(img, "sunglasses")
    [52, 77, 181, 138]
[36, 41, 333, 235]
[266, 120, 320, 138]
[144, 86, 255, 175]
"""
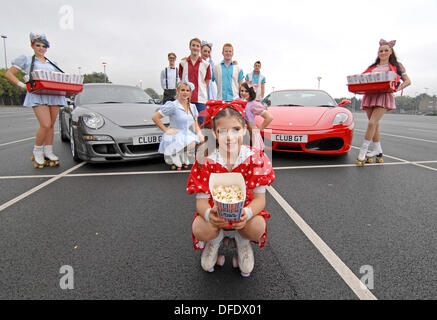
[35, 44, 47, 48]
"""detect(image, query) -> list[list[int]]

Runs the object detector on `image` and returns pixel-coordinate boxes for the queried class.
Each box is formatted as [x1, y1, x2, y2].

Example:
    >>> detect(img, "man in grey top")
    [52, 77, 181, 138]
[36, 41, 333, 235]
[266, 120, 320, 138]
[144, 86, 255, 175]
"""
[161, 52, 179, 104]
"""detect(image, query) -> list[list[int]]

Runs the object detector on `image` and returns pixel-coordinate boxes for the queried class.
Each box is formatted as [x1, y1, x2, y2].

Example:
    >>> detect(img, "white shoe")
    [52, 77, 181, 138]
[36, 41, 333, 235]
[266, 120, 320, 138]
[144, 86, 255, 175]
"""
[236, 240, 254, 276]
[366, 149, 379, 158]
[201, 241, 221, 272]
[357, 149, 367, 161]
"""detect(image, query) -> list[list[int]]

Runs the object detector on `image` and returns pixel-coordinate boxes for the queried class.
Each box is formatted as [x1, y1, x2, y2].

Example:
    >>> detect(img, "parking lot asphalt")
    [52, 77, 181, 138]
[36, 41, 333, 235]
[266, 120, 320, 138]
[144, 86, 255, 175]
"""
[0, 106, 436, 300]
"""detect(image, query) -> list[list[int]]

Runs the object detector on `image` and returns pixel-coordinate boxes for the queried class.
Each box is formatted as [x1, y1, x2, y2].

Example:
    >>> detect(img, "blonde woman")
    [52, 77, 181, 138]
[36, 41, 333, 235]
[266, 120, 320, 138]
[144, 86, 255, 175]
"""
[152, 80, 204, 170]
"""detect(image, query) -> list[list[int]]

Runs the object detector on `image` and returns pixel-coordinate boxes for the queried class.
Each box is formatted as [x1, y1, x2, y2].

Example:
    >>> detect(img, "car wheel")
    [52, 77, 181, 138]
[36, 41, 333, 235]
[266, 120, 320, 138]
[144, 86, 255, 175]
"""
[69, 124, 81, 162]
[59, 112, 69, 142]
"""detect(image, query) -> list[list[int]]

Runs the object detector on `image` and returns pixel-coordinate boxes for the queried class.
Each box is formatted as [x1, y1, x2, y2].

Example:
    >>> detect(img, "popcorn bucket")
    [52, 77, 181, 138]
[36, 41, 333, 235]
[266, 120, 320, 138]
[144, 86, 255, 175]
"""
[347, 76, 354, 84]
[374, 72, 383, 82]
[366, 73, 375, 83]
[359, 74, 368, 83]
[64, 74, 71, 83]
[209, 173, 246, 222]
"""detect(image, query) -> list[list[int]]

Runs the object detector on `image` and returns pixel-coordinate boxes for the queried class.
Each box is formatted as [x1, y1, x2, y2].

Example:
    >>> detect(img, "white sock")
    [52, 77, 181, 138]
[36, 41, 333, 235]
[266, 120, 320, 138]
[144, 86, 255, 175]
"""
[33, 145, 44, 153]
[360, 139, 371, 153]
[44, 145, 53, 153]
[373, 142, 382, 154]
[209, 229, 224, 245]
[368, 141, 375, 151]
[234, 231, 250, 246]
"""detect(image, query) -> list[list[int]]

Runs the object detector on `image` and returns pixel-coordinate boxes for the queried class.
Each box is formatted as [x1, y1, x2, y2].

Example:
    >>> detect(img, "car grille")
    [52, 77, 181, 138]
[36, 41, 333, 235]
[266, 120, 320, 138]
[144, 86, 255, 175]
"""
[305, 138, 344, 151]
[125, 144, 159, 154]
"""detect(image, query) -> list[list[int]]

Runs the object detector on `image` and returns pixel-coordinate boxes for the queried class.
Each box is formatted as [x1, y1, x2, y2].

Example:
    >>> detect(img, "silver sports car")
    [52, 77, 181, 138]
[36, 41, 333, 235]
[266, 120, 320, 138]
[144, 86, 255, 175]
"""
[59, 83, 168, 162]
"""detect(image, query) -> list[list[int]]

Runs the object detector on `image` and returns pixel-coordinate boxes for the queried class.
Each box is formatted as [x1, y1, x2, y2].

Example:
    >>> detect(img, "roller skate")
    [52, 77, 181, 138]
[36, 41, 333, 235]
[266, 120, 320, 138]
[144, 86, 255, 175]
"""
[355, 149, 367, 167]
[30, 148, 47, 169]
[201, 231, 225, 273]
[43, 145, 60, 167]
[234, 233, 254, 278]
[365, 150, 384, 164]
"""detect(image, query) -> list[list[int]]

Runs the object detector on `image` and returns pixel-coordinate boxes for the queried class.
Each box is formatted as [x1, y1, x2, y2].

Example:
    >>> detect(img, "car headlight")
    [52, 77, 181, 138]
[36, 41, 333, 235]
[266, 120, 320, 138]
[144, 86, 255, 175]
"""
[82, 112, 105, 129]
[332, 113, 349, 125]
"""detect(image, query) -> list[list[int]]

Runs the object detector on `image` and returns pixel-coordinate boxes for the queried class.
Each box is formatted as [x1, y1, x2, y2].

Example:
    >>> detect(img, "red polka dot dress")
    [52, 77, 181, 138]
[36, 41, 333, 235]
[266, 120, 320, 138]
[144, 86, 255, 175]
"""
[186, 145, 276, 250]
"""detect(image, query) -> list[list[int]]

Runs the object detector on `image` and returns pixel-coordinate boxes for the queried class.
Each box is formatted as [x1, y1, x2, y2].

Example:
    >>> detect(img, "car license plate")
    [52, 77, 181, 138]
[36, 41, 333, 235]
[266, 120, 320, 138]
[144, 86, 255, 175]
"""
[271, 134, 308, 143]
[132, 134, 162, 145]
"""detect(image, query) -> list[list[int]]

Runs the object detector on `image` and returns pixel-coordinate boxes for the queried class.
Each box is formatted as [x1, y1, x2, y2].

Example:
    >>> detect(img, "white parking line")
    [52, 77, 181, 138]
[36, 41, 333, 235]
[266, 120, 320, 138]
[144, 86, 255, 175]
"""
[354, 129, 437, 144]
[266, 185, 377, 300]
[0, 162, 86, 213]
[0, 132, 59, 147]
[350, 146, 437, 172]
[2, 160, 437, 180]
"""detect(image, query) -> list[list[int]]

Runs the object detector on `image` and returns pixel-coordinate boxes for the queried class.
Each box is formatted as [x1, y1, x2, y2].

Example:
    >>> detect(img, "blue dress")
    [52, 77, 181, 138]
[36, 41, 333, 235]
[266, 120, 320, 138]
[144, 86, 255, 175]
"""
[11, 55, 67, 108]
[158, 100, 200, 156]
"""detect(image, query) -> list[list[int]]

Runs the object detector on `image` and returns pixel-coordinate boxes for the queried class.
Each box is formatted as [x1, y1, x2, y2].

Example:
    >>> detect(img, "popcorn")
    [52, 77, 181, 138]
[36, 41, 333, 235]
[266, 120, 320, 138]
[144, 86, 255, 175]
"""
[209, 173, 246, 221]
[212, 184, 245, 204]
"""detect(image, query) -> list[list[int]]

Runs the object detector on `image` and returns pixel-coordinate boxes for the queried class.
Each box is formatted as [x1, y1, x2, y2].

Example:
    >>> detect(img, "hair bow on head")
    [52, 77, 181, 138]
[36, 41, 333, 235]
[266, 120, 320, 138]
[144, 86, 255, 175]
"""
[201, 40, 213, 48]
[29, 32, 50, 48]
[379, 38, 396, 48]
[182, 76, 195, 91]
[201, 100, 246, 128]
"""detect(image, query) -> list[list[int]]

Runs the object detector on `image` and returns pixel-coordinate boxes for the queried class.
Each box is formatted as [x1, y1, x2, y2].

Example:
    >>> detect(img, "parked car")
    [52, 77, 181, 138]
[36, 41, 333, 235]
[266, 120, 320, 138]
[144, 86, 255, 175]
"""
[59, 83, 168, 162]
[258, 89, 354, 154]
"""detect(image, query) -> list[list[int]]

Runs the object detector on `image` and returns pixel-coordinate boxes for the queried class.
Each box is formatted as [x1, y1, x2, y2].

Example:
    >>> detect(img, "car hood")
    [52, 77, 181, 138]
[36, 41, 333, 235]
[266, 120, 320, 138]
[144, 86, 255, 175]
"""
[80, 103, 169, 126]
[266, 106, 330, 128]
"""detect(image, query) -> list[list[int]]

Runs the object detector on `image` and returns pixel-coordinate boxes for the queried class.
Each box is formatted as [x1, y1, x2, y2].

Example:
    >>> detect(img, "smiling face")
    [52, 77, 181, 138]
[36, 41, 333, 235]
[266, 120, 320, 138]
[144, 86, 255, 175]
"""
[239, 86, 249, 100]
[190, 39, 201, 57]
[222, 46, 234, 61]
[176, 83, 192, 101]
[201, 45, 211, 60]
[213, 114, 247, 155]
[32, 41, 47, 56]
[378, 44, 392, 62]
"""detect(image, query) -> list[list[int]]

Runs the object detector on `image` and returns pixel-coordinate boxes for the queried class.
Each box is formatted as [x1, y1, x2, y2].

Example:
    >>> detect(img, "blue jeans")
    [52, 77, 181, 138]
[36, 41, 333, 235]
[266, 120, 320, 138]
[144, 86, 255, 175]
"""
[194, 102, 205, 127]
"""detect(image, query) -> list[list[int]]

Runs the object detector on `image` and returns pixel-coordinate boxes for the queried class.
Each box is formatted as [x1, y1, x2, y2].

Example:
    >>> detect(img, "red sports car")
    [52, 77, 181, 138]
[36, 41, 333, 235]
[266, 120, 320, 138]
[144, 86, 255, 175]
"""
[257, 89, 354, 154]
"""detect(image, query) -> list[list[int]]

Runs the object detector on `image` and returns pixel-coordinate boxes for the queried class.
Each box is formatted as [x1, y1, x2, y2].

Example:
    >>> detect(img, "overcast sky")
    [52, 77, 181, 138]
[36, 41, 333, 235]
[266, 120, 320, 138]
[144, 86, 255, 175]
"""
[2, 0, 437, 98]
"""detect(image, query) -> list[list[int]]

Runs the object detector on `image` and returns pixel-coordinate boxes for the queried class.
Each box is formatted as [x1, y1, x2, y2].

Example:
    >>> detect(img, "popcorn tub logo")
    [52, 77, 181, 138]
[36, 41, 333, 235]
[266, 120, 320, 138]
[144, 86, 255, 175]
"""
[209, 173, 246, 222]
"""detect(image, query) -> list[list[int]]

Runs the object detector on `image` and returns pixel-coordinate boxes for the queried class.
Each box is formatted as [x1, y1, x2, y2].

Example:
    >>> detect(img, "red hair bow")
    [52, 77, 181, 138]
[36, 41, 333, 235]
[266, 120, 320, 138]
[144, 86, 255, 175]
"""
[201, 100, 247, 128]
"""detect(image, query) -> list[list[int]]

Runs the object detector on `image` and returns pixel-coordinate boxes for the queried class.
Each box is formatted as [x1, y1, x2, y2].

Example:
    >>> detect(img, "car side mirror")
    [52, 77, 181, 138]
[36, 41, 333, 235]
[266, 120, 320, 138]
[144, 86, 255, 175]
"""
[154, 99, 161, 104]
[148, 98, 156, 104]
[338, 99, 351, 107]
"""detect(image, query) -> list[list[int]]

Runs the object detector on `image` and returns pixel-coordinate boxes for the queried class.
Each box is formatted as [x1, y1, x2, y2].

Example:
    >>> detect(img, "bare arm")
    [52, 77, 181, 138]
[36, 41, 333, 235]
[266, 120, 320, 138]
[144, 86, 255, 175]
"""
[260, 83, 265, 100]
[5, 66, 25, 87]
[259, 110, 273, 131]
[397, 74, 411, 91]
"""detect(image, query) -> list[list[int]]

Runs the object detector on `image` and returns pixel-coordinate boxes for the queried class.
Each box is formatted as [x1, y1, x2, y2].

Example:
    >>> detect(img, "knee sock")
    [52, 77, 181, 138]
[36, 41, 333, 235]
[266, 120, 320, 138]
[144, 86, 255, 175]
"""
[234, 231, 250, 246]
[209, 229, 224, 245]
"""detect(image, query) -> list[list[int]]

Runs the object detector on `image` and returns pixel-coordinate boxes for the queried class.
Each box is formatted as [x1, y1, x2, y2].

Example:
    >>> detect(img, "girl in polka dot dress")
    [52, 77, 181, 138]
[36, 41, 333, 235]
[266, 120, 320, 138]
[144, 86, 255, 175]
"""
[186, 100, 276, 276]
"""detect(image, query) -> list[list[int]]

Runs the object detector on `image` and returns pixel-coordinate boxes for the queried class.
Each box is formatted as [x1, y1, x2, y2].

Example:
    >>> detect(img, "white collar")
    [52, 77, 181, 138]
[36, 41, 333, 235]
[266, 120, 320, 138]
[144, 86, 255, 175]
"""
[207, 145, 254, 171]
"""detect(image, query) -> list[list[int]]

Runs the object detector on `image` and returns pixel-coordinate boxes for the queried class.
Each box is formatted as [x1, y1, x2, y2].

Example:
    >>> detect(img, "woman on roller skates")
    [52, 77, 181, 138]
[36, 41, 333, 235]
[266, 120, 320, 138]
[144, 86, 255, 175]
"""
[5, 33, 66, 168]
[356, 39, 411, 166]
[186, 100, 276, 277]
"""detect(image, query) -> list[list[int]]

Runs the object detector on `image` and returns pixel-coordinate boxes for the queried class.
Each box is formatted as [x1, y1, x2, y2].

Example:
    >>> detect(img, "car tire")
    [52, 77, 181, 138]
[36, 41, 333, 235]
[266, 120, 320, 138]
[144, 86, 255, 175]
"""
[69, 124, 82, 162]
[59, 112, 69, 142]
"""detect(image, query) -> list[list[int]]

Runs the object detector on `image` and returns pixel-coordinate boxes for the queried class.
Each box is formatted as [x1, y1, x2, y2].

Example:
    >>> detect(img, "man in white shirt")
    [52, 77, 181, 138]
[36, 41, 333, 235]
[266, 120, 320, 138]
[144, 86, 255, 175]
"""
[245, 61, 266, 101]
[161, 52, 179, 104]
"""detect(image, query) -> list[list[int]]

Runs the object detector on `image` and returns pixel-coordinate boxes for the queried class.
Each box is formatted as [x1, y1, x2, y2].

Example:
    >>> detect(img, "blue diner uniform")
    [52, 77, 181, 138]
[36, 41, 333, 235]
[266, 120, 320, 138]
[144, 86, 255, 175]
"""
[158, 100, 200, 156]
[11, 55, 66, 108]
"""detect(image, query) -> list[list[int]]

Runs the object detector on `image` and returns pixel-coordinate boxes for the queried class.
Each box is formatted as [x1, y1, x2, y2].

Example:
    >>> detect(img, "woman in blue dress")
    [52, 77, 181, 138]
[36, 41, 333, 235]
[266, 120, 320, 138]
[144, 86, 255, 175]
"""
[152, 80, 205, 170]
[5, 33, 66, 168]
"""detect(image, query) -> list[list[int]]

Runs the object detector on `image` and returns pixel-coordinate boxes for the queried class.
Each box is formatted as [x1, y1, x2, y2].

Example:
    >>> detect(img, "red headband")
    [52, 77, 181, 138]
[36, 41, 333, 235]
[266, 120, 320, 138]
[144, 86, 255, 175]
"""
[201, 100, 247, 128]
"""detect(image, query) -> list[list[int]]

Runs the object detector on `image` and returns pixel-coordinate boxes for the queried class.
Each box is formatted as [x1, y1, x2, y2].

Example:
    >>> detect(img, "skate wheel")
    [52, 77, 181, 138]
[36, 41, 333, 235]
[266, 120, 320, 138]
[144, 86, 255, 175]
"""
[217, 255, 225, 267]
[355, 160, 365, 166]
[376, 158, 384, 163]
[366, 158, 373, 163]
[232, 256, 239, 268]
[30, 156, 35, 161]
[49, 161, 55, 167]
[34, 162, 39, 168]
[241, 272, 251, 278]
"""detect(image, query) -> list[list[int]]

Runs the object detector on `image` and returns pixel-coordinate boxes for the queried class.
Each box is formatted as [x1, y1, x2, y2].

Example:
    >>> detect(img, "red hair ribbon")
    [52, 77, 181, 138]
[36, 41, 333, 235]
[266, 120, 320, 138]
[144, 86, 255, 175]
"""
[200, 100, 247, 128]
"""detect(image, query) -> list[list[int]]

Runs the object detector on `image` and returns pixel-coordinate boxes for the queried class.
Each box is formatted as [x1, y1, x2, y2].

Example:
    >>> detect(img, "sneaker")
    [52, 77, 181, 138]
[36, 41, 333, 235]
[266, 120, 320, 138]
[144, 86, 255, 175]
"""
[201, 241, 221, 272]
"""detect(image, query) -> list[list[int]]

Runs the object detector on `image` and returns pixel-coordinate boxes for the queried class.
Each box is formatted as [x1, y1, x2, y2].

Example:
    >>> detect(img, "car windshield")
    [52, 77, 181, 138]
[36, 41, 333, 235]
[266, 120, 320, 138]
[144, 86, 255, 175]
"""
[262, 90, 337, 107]
[77, 85, 154, 105]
